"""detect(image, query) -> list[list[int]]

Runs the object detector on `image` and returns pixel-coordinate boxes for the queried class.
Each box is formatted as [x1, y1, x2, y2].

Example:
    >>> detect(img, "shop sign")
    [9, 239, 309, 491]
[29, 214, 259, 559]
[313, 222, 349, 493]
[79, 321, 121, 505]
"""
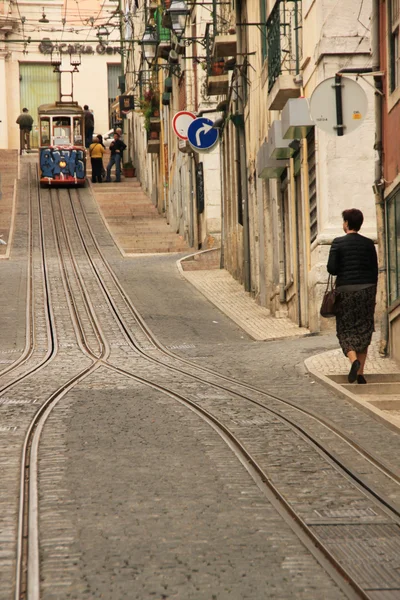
[39, 39, 121, 56]
[119, 95, 135, 117]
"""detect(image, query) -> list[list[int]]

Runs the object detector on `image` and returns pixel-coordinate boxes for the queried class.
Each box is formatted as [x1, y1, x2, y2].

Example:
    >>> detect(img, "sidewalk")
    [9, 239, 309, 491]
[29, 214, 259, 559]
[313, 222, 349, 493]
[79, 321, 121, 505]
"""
[0, 150, 18, 259]
[177, 249, 310, 342]
[88, 170, 192, 256]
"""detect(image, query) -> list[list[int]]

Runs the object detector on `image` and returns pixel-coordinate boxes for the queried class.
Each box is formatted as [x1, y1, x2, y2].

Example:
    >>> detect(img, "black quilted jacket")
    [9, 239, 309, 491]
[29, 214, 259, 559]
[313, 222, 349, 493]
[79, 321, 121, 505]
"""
[327, 233, 378, 287]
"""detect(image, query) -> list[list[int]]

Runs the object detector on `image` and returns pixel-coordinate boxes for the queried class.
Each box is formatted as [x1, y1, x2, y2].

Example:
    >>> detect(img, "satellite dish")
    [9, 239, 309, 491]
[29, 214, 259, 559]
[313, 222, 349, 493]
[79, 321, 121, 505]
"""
[309, 76, 368, 136]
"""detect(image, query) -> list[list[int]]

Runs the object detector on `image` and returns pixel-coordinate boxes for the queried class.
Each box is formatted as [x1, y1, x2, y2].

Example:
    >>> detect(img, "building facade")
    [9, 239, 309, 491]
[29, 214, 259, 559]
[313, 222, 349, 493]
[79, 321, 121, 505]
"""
[123, 0, 222, 249]
[379, 0, 400, 361]
[0, 0, 122, 150]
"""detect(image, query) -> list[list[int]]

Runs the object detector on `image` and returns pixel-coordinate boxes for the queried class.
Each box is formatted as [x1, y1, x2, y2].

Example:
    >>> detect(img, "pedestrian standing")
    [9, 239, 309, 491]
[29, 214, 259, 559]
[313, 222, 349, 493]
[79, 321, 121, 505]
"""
[327, 209, 378, 384]
[88, 135, 105, 183]
[16, 108, 33, 155]
[105, 132, 126, 183]
[83, 105, 94, 148]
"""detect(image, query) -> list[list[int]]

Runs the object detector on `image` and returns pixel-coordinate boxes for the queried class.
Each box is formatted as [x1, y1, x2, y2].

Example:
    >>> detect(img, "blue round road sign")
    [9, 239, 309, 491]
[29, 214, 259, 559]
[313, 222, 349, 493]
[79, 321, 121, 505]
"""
[187, 117, 219, 152]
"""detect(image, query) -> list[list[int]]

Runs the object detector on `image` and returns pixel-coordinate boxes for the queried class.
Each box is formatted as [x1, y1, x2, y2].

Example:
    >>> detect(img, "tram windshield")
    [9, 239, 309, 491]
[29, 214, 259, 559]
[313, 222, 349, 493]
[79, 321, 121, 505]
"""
[53, 117, 72, 145]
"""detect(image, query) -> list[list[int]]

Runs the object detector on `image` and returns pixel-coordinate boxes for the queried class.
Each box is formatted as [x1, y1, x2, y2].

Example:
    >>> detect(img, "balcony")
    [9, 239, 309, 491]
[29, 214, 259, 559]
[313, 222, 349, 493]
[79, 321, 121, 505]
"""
[207, 68, 229, 96]
[266, 0, 302, 111]
[156, 8, 171, 60]
[212, 33, 237, 58]
[147, 138, 160, 154]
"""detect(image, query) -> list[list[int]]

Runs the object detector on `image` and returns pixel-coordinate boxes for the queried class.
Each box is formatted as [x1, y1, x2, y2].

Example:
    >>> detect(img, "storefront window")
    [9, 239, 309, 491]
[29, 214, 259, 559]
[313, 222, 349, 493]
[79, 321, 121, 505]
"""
[387, 190, 400, 305]
[73, 117, 83, 145]
[40, 118, 50, 146]
[52, 117, 71, 145]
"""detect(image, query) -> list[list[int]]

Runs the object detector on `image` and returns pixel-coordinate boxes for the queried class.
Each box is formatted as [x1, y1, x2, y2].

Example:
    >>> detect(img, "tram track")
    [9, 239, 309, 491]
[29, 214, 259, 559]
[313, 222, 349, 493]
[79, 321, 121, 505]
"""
[11, 173, 400, 599]
[66, 186, 400, 596]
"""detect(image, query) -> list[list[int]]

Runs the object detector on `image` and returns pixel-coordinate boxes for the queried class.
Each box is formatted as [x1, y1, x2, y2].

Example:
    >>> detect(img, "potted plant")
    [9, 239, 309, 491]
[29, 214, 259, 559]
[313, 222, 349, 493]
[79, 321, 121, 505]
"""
[211, 59, 225, 76]
[123, 161, 135, 177]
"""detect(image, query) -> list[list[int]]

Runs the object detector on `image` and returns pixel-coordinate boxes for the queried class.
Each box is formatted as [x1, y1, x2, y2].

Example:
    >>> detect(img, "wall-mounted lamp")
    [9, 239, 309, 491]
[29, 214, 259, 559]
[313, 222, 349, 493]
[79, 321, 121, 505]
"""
[141, 26, 158, 66]
[39, 8, 49, 23]
[163, 0, 190, 37]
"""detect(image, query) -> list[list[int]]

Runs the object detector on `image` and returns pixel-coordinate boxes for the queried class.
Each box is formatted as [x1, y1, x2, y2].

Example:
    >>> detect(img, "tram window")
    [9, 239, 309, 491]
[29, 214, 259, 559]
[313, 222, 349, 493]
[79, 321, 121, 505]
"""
[73, 117, 83, 145]
[52, 117, 71, 145]
[40, 118, 50, 146]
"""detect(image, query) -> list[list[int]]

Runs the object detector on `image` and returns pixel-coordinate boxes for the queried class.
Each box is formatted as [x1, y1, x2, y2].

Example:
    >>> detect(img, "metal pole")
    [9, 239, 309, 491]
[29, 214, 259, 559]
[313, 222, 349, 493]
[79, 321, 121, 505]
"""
[334, 74, 344, 136]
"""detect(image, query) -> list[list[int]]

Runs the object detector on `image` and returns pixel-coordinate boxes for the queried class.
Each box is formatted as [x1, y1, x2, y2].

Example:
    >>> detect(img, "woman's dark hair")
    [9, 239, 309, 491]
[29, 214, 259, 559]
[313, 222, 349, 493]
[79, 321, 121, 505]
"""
[97, 134, 105, 147]
[342, 208, 364, 231]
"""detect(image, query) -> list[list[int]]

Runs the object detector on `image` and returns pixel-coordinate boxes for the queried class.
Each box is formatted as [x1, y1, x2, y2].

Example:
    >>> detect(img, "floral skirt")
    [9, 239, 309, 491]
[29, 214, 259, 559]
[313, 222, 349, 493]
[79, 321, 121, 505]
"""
[335, 286, 377, 356]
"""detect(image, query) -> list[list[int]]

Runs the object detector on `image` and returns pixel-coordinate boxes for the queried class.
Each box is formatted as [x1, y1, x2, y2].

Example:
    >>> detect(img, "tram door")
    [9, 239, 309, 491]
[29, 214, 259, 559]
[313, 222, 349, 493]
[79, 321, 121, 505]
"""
[19, 64, 60, 148]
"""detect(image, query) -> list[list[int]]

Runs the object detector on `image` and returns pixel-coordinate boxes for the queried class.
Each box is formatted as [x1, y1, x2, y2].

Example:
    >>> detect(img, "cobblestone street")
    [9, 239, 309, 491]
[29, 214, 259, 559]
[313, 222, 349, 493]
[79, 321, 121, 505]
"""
[0, 157, 400, 599]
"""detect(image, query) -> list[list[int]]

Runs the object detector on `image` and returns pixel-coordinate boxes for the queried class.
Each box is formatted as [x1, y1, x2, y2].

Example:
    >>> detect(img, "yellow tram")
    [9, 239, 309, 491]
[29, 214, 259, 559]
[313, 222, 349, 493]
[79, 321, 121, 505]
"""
[38, 102, 86, 185]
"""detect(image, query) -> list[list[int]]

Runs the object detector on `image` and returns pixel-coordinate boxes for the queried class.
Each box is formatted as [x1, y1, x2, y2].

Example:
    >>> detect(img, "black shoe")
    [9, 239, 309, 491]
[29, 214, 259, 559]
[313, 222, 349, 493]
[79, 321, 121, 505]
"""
[115, 179, 121, 183]
[105, 178, 111, 182]
[348, 360, 361, 383]
[357, 374, 367, 384]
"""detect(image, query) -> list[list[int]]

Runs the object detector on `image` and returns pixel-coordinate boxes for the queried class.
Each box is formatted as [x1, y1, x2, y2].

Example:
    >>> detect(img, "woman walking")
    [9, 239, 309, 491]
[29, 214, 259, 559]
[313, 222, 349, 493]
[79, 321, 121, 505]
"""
[327, 209, 378, 383]
[88, 135, 105, 183]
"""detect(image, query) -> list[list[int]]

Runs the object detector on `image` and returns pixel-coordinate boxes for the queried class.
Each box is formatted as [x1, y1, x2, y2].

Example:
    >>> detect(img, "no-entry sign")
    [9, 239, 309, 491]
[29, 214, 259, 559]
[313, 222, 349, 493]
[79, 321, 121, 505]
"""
[172, 111, 196, 140]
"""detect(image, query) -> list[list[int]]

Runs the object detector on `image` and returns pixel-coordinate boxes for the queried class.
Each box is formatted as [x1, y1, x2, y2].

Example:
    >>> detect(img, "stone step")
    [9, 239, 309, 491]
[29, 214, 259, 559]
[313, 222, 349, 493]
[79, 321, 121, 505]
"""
[367, 396, 400, 411]
[341, 382, 400, 395]
[329, 373, 400, 384]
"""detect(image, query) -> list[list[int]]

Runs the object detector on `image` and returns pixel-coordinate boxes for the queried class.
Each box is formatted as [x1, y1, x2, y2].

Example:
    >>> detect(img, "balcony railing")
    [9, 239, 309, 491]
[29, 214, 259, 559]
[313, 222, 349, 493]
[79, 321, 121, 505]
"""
[267, 0, 302, 92]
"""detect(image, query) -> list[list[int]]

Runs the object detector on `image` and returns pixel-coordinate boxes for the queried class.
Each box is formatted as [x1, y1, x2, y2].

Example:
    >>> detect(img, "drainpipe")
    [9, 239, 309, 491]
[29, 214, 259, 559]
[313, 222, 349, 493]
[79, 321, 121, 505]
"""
[236, 0, 251, 292]
[372, 0, 388, 355]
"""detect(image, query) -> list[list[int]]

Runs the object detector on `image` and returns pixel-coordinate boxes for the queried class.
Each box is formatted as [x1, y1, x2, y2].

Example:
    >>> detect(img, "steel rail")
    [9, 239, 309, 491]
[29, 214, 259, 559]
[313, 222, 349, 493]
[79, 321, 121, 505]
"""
[49, 188, 106, 360]
[17, 180, 398, 600]
[105, 361, 369, 600]
[0, 166, 55, 396]
[14, 174, 110, 600]
[70, 187, 400, 493]
[53, 186, 400, 598]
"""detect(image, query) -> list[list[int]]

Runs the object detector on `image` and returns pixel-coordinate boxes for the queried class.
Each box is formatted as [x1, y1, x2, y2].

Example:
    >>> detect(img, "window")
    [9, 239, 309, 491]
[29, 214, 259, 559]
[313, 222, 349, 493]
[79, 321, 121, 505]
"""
[260, 0, 267, 63]
[53, 117, 71, 145]
[387, 189, 400, 305]
[40, 118, 50, 146]
[390, 0, 400, 92]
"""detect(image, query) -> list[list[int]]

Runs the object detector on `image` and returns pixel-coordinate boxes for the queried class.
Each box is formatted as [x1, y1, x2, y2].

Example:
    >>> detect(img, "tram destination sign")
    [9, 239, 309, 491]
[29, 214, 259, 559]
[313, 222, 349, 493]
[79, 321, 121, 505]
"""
[39, 39, 121, 56]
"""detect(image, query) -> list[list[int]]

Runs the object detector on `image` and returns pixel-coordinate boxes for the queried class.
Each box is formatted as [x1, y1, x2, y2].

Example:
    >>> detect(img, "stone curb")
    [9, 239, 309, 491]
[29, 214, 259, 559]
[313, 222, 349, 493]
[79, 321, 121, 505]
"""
[304, 353, 400, 433]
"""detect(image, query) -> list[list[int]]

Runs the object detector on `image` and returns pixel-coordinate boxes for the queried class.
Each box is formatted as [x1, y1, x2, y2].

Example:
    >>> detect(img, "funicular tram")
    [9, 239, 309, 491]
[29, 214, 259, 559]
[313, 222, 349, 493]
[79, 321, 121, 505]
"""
[38, 102, 86, 185]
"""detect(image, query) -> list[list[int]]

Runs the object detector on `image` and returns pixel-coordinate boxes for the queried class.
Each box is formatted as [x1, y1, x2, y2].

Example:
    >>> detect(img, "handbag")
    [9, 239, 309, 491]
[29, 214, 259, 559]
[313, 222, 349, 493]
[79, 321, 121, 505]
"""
[320, 275, 338, 318]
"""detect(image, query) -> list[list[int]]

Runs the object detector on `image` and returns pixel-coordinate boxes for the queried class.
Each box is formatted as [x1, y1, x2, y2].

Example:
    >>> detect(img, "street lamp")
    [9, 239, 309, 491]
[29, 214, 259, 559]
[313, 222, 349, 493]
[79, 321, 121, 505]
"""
[69, 51, 81, 71]
[51, 45, 62, 71]
[164, 1, 190, 37]
[141, 26, 158, 66]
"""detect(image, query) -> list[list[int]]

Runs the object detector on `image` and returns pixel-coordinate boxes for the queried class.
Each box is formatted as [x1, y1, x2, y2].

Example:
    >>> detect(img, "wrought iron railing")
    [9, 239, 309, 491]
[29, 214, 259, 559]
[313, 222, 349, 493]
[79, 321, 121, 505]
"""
[156, 7, 171, 43]
[267, 0, 302, 92]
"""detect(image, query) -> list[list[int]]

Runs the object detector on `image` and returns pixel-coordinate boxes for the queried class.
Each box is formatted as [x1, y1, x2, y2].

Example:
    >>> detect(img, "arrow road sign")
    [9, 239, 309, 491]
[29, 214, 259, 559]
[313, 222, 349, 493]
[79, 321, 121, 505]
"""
[187, 117, 219, 153]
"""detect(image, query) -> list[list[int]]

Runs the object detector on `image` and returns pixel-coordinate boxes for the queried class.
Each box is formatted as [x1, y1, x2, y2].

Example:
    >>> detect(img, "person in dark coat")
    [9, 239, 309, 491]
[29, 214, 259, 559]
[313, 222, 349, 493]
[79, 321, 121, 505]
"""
[327, 208, 378, 383]
[83, 105, 94, 148]
[105, 132, 126, 183]
[16, 108, 34, 155]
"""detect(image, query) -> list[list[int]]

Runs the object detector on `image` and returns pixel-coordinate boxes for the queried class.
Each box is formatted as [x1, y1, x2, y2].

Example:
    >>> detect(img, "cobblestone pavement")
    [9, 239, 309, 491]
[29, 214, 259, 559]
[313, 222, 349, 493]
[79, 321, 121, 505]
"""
[1, 158, 400, 599]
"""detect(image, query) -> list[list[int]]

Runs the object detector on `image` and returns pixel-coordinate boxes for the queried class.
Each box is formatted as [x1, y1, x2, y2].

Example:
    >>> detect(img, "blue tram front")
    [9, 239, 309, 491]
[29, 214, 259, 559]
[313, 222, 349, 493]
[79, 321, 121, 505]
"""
[38, 102, 86, 185]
